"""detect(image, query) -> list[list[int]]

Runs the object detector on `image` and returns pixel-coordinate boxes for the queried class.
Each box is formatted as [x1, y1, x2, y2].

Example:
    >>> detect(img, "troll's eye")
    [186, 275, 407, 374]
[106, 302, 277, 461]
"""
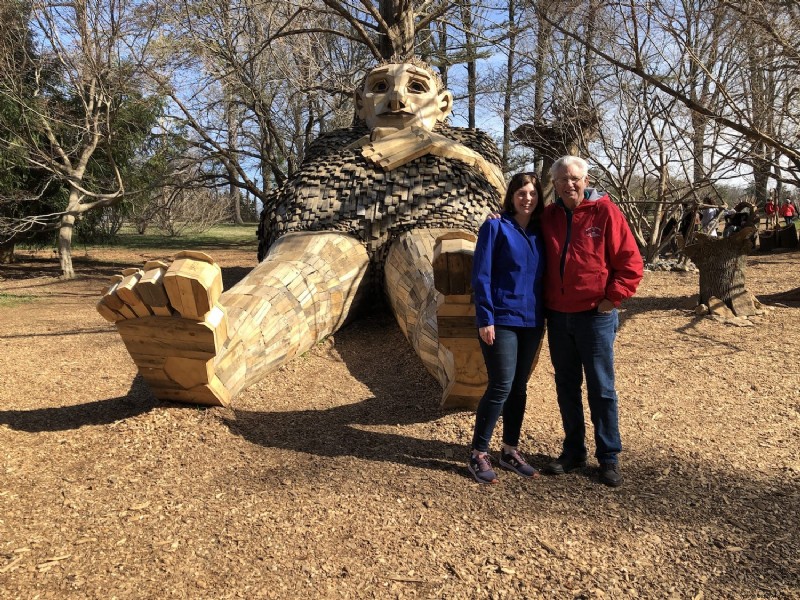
[370, 80, 388, 93]
[407, 80, 429, 94]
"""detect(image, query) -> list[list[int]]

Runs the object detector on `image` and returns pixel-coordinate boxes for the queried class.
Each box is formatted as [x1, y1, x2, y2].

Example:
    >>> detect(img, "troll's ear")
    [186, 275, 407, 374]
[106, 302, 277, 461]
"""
[355, 89, 366, 120]
[436, 90, 453, 122]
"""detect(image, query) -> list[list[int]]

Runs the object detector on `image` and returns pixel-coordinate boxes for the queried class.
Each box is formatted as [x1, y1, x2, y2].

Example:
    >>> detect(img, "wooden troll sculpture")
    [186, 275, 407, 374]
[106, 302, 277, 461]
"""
[97, 57, 505, 409]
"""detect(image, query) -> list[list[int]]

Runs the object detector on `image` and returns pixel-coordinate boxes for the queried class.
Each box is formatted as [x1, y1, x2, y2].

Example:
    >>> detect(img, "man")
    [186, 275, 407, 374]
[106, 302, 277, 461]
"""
[541, 156, 643, 487]
[764, 196, 777, 229]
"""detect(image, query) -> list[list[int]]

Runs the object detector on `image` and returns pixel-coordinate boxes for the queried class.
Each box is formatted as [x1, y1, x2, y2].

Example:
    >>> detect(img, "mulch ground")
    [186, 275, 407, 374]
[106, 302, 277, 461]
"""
[0, 243, 798, 599]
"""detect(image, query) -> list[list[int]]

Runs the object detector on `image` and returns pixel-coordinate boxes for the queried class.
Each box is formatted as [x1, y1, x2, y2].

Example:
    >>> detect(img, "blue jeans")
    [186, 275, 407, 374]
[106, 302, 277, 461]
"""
[546, 309, 621, 464]
[471, 325, 544, 453]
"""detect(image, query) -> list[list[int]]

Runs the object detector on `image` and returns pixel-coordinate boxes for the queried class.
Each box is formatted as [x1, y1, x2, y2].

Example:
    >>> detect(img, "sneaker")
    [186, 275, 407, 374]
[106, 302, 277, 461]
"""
[499, 449, 540, 478]
[468, 453, 498, 484]
[542, 455, 588, 475]
[599, 462, 623, 487]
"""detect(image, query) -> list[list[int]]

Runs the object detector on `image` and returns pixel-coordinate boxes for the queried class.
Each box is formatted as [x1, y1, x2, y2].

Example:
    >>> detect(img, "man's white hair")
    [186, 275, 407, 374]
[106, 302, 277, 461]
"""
[550, 155, 589, 179]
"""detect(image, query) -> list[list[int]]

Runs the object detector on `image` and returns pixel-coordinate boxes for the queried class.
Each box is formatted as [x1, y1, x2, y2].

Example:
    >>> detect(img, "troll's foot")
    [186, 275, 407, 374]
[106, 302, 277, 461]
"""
[97, 251, 231, 406]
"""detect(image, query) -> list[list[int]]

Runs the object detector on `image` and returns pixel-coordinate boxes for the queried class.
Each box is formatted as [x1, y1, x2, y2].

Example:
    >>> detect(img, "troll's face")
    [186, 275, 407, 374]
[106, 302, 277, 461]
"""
[356, 63, 453, 133]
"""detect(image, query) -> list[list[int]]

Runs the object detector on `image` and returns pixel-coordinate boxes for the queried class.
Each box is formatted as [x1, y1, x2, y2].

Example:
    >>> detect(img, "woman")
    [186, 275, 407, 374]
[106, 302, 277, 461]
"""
[779, 198, 796, 226]
[468, 172, 546, 484]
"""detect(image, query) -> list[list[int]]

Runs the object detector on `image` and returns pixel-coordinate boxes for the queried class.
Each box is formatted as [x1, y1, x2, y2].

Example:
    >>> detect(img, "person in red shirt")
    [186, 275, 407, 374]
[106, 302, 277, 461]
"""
[540, 156, 643, 487]
[779, 198, 796, 226]
[764, 197, 777, 228]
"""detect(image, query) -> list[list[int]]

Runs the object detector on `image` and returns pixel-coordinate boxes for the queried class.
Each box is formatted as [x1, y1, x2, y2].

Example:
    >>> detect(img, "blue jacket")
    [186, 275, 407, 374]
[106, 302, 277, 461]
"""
[471, 214, 545, 328]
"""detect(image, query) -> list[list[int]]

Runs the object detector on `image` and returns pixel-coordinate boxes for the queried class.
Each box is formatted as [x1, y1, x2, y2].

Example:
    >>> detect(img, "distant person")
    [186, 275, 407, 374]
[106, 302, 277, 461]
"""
[779, 198, 796, 226]
[678, 202, 699, 245]
[699, 204, 720, 237]
[539, 156, 643, 487]
[764, 197, 777, 228]
[468, 172, 546, 484]
[723, 205, 752, 238]
[661, 216, 678, 255]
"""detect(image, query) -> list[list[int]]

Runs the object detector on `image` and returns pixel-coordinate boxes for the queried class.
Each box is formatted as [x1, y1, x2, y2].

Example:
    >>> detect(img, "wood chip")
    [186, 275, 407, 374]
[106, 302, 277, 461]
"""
[0, 556, 25, 573]
[386, 575, 428, 584]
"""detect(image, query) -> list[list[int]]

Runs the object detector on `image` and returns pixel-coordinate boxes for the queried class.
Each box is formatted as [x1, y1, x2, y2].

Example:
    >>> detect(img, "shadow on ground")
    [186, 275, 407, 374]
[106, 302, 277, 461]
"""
[0, 376, 160, 432]
[623, 292, 697, 315]
[757, 287, 800, 307]
[223, 311, 463, 474]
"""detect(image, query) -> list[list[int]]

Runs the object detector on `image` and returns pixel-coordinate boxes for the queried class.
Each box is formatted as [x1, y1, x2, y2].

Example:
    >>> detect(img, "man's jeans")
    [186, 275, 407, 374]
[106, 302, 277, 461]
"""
[546, 308, 621, 464]
[471, 325, 544, 453]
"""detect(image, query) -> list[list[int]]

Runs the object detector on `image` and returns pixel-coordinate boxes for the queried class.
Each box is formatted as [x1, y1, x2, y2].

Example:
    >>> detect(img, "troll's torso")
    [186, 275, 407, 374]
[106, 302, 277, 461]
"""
[257, 123, 502, 265]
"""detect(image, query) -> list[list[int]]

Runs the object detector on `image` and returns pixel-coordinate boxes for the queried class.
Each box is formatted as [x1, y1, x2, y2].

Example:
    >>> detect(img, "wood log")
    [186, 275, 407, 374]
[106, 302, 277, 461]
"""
[96, 301, 124, 323]
[116, 269, 143, 304]
[116, 271, 153, 318]
[758, 230, 776, 252]
[98, 275, 126, 312]
[777, 224, 798, 248]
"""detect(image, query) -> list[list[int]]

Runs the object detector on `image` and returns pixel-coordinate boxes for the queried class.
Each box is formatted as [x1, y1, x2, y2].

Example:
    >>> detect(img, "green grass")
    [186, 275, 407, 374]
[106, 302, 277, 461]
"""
[0, 293, 37, 308]
[78, 223, 260, 252]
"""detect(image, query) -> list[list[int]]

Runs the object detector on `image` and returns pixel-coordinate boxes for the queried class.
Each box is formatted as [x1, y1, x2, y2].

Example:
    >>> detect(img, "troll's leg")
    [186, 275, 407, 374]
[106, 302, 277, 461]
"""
[384, 229, 487, 409]
[97, 232, 370, 406]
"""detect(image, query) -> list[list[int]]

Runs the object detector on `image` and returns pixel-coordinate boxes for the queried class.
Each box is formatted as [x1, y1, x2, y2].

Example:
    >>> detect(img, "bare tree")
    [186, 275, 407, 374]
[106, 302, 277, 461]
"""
[511, 1, 602, 192]
[500, 0, 518, 167]
[536, 1, 800, 183]
[529, 0, 800, 310]
[143, 0, 383, 214]
[152, 185, 232, 236]
[0, 0, 159, 278]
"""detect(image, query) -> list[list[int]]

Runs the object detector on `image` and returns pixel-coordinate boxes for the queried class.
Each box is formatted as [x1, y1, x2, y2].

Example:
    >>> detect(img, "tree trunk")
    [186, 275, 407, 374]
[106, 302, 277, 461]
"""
[379, 0, 414, 58]
[231, 185, 244, 224]
[0, 241, 15, 264]
[501, 0, 516, 169]
[682, 227, 759, 317]
[58, 213, 76, 279]
[459, 0, 477, 128]
[226, 84, 244, 225]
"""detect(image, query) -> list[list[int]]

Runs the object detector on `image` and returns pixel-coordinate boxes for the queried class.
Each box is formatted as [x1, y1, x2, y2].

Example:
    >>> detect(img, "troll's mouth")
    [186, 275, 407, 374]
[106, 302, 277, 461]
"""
[377, 110, 414, 117]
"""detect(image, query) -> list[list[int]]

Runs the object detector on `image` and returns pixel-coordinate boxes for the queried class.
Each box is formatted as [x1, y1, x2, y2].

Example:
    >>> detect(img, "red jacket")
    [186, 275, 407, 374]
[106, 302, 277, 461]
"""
[541, 190, 643, 312]
[779, 202, 796, 217]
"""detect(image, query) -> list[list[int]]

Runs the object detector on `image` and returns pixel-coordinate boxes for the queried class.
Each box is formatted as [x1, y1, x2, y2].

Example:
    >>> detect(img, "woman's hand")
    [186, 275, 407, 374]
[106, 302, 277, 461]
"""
[479, 325, 495, 345]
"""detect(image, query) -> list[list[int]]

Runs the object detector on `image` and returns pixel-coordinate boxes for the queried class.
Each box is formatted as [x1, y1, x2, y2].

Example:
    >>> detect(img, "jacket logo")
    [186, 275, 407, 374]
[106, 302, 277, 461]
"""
[584, 226, 601, 238]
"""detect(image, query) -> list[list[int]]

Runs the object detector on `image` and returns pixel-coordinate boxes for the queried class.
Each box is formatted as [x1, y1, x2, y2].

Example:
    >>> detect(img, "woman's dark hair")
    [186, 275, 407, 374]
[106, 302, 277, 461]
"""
[503, 172, 544, 230]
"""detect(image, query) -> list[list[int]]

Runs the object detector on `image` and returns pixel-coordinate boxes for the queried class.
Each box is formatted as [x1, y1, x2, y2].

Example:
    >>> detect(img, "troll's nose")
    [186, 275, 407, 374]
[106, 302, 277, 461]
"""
[388, 91, 406, 111]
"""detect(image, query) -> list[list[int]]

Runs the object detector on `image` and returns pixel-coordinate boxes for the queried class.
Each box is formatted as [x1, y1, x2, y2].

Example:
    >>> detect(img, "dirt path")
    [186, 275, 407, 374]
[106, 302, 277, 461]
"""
[1, 246, 798, 599]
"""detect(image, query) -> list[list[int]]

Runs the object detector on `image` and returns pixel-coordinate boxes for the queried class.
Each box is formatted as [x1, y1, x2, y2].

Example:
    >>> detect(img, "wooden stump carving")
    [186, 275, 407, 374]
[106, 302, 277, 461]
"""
[682, 226, 761, 318]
